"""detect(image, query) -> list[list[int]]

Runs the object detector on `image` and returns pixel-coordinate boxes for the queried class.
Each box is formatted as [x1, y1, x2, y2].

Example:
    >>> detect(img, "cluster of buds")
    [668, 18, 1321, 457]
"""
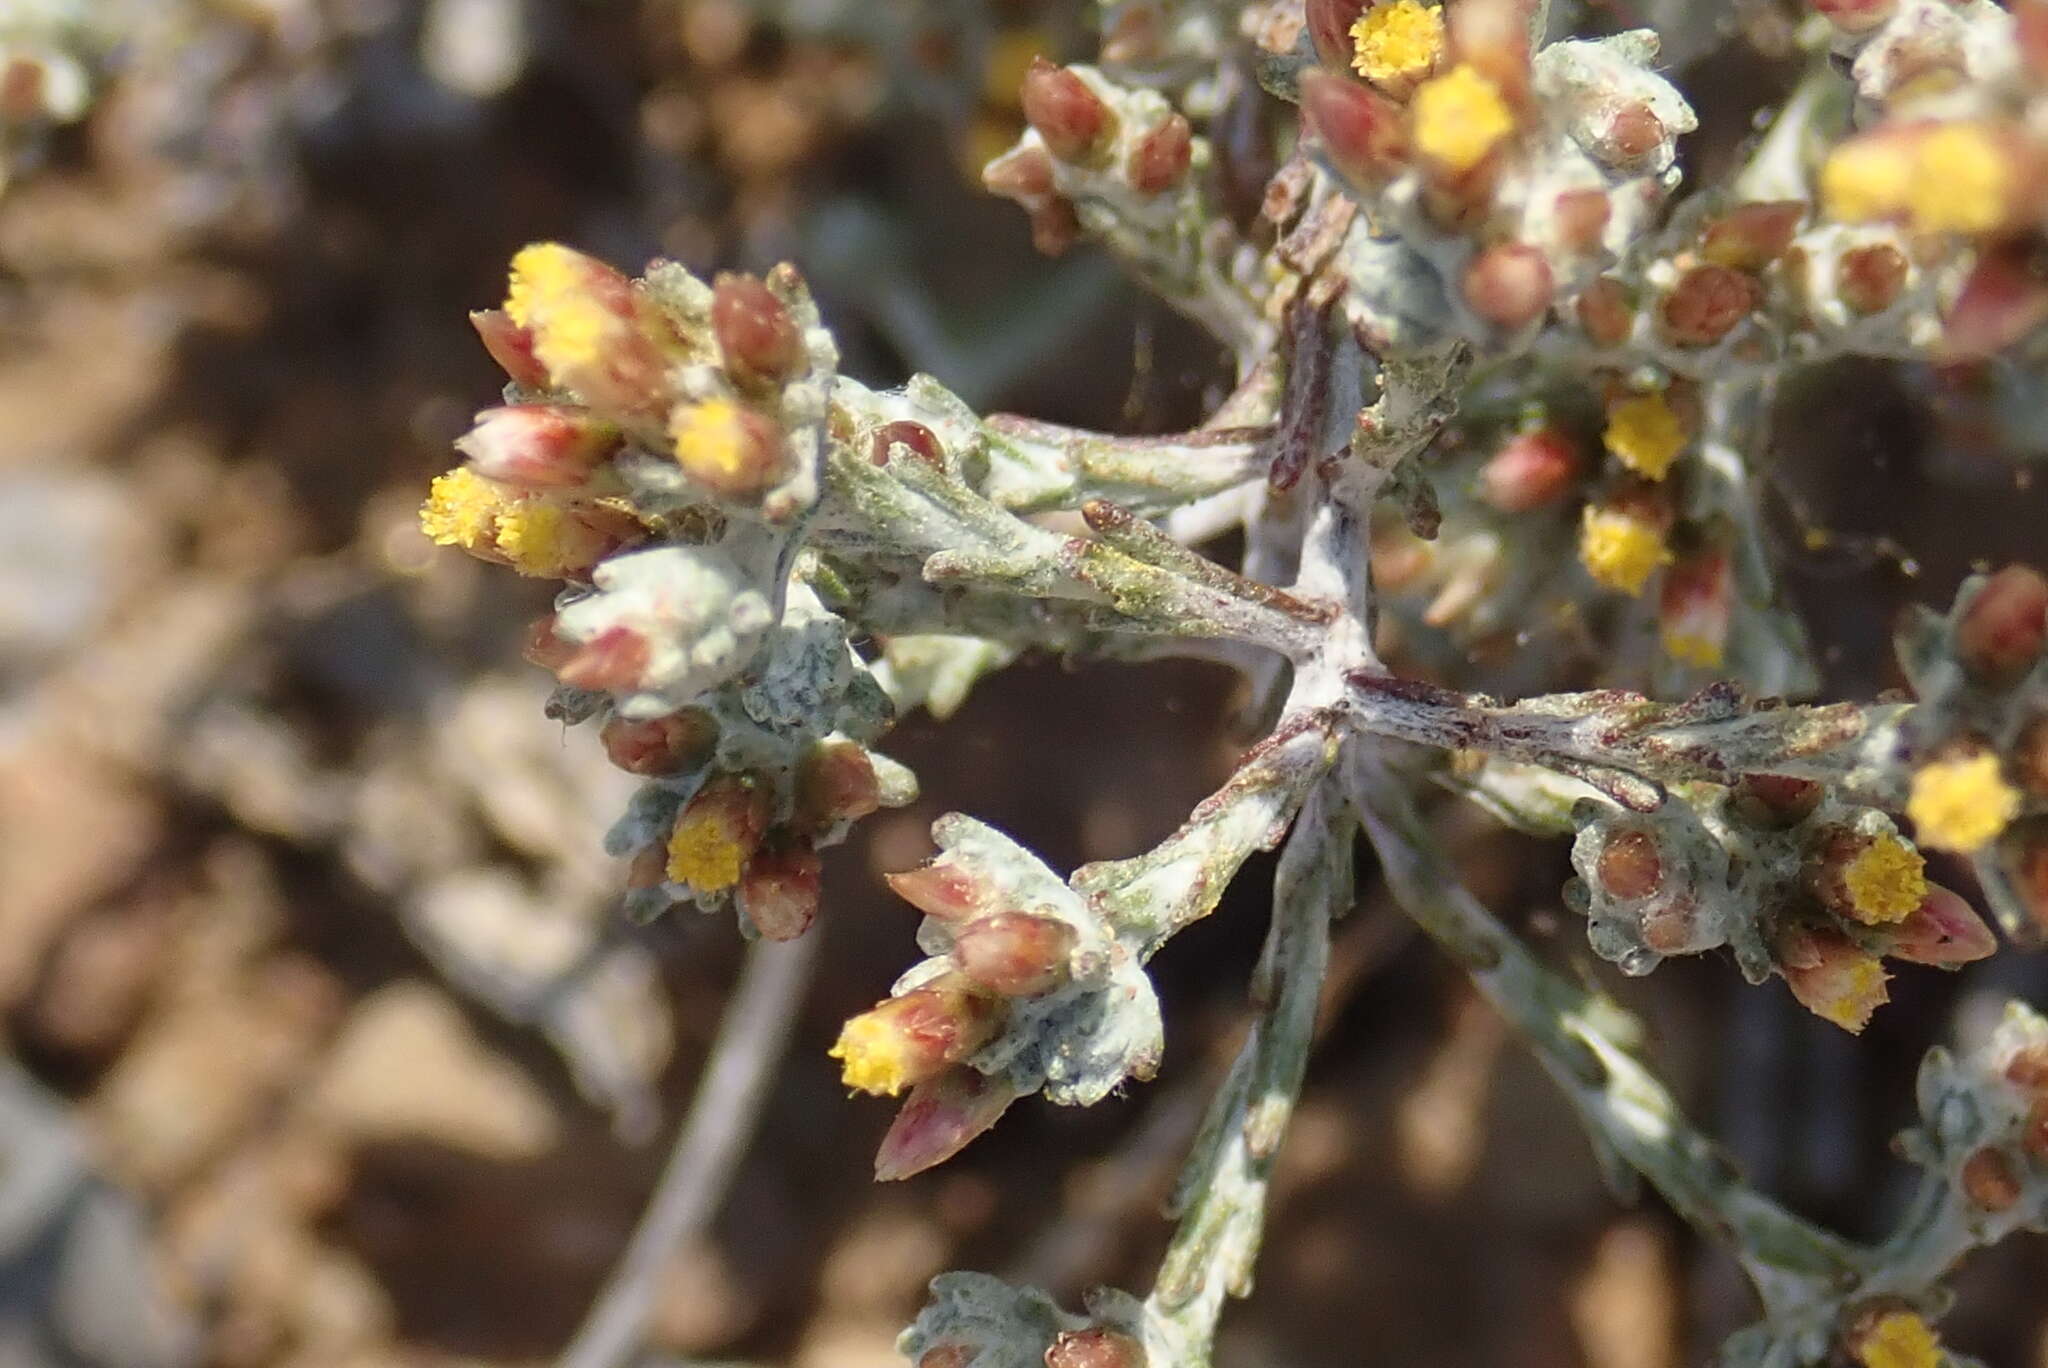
[901, 1273, 1151, 1368]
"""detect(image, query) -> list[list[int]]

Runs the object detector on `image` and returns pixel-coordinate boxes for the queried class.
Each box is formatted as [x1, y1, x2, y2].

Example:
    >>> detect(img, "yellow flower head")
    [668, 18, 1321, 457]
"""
[830, 1010, 924, 1096]
[505, 242, 613, 384]
[419, 467, 509, 552]
[494, 499, 610, 578]
[1906, 124, 2013, 236]
[1907, 752, 2021, 854]
[1842, 833, 1928, 925]
[1821, 137, 1914, 224]
[1604, 391, 1687, 481]
[1412, 64, 1515, 174]
[1855, 1311, 1942, 1368]
[1350, 1, 1444, 89]
[667, 808, 748, 893]
[672, 398, 751, 478]
[1802, 948, 1891, 1033]
[1579, 506, 1671, 596]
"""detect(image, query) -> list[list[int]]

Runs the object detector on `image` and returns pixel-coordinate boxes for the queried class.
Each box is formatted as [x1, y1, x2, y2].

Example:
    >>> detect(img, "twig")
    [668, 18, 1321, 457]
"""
[557, 933, 823, 1368]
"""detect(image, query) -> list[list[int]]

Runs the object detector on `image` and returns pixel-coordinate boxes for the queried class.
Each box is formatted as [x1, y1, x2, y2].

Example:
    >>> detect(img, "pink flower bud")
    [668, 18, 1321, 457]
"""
[1700, 201, 1805, 272]
[1299, 69, 1409, 188]
[1478, 426, 1581, 512]
[456, 404, 621, 489]
[1596, 830, 1663, 900]
[1659, 545, 1732, 668]
[1552, 188, 1610, 255]
[1943, 241, 2048, 360]
[1878, 884, 1997, 965]
[1129, 113, 1193, 195]
[887, 861, 993, 924]
[797, 739, 882, 828]
[1837, 242, 1908, 316]
[1577, 277, 1635, 347]
[1460, 243, 1554, 330]
[870, 420, 945, 468]
[1021, 58, 1111, 162]
[470, 308, 551, 390]
[739, 839, 822, 941]
[1587, 101, 1664, 169]
[557, 625, 652, 692]
[2006, 1044, 2048, 1092]
[712, 272, 803, 382]
[1955, 564, 2048, 681]
[1660, 264, 1760, 347]
[1731, 773, 1823, 828]
[983, 144, 1057, 200]
[831, 977, 1004, 1096]
[1959, 1146, 2022, 1211]
[1812, 0, 1896, 32]
[1046, 1328, 1147, 1368]
[949, 911, 1078, 996]
[1305, 0, 1370, 69]
[600, 708, 718, 777]
[873, 1067, 1019, 1181]
[1029, 197, 1083, 256]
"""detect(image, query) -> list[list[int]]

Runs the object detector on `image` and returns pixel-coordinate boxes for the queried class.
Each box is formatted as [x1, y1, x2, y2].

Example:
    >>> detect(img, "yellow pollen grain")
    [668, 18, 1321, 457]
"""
[1821, 137, 1914, 224]
[418, 467, 506, 551]
[1907, 124, 2012, 236]
[1579, 507, 1670, 596]
[1603, 391, 1686, 480]
[666, 805, 748, 892]
[1856, 1311, 1942, 1368]
[671, 398, 754, 481]
[1412, 64, 1514, 174]
[1842, 834, 1928, 925]
[1350, 1, 1443, 87]
[1661, 628, 1723, 669]
[1907, 752, 2020, 854]
[1813, 952, 1889, 1034]
[830, 1012, 916, 1095]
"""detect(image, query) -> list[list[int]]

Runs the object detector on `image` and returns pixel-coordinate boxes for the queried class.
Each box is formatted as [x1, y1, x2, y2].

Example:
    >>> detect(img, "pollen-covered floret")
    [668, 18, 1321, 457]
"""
[1578, 506, 1670, 596]
[1350, 1, 1444, 89]
[1603, 392, 1686, 481]
[505, 243, 610, 380]
[419, 467, 507, 552]
[1854, 1311, 1942, 1368]
[1410, 64, 1514, 174]
[1841, 833, 1928, 925]
[1907, 752, 2021, 854]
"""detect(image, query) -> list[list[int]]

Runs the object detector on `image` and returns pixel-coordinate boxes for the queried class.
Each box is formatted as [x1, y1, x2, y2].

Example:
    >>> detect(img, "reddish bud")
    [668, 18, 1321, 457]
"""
[470, 308, 552, 390]
[1732, 773, 1824, 828]
[1943, 240, 2048, 360]
[1577, 277, 1635, 347]
[1129, 113, 1193, 195]
[1960, 1146, 2023, 1211]
[456, 404, 621, 489]
[874, 1067, 1019, 1181]
[950, 911, 1079, 996]
[983, 144, 1057, 200]
[1589, 102, 1664, 168]
[712, 273, 803, 382]
[797, 739, 882, 828]
[1029, 197, 1083, 256]
[739, 839, 822, 941]
[1552, 189, 1611, 255]
[887, 862, 993, 924]
[1660, 264, 1761, 347]
[1659, 546, 1733, 668]
[2006, 1043, 2048, 1092]
[1701, 201, 1805, 272]
[1955, 565, 2048, 681]
[1639, 897, 1702, 955]
[557, 626, 652, 692]
[1478, 426, 1581, 512]
[870, 420, 945, 468]
[626, 841, 670, 891]
[1299, 70, 1409, 187]
[1597, 830, 1663, 900]
[1461, 243, 1554, 330]
[1878, 885, 1998, 966]
[1838, 243, 1909, 316]
[600, 708, 718, 777]
[1812, 0, 1896, 32]
[1305, 0, 1370, 68]
[1021, 58, 1111, 162]
[1046, 1328, 1147, 1368]
[831, 977, 1004, 1096]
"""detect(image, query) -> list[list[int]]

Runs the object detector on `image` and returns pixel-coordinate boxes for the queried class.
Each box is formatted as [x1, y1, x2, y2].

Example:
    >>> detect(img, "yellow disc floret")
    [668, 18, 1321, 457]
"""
[1855, 1311, 1942, 1368]
[667, 806, 748, 892]
[1807, 950, 1890, 1034]
[419, 467, 509, 552]
[1604, 392, 1687, 481]
[1842, 833, 1928, 925]
[830, 1011, 921, 1096]
[1821, 137, 1914, 224]
[1579, 507, 1671, 596]
[1907, 752, 2021, 854]
[671, 398, 753, 482]
[1906, 124, 2012, 236]
[1350, 1, 1444, 88]
[1411, 64, 1515, 174]
[505, 242, 610, 382]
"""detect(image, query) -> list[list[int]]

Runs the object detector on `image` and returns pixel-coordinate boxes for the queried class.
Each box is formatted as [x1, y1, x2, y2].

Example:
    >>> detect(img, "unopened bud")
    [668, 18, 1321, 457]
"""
[557, 625, 652, 692]
[1660, 264, 1761, 347]
[887, 861, 993, 923]
[950, 911, 1078, 996]
[1942, 241, 2048, 360]
[1461, 243, 1553, 331]
[600, 708, 718, 777]
[470, 308, 551, 390]
[1955, 564, 2048, 681]
[1837, 243, 1908, 316]
[1812, 0, 1896, 32]
[1299, 70, 1409, 187]
[669, 398, 785, 498]
[1588, 101, 1663, 169]
[1129, 113, 1193, 195]
[2006, 1043, 2048, 1092]
[457, 404, 621, 489]
[1959, 1146, 2022, 1211]
[1877, 884, 1998, 966]
[1659, 545, 1732, 668]
[666, 774, 771, 893]
[1700, 201, 1804, 272]
[1776, 925, 1889, 1034]
[712, 273, 803, 382]
[874, 1067, 1019, 1181]
[1731, 773, 1823, 828]
[1046, 1328, 1147, 1368]
[1577, 277, 1635, 347]
[1021, 58, 1111, 162]
[1551, 188, 1610, 256]
[797, 739, 882, 828]
[1478, 425, 1581, 512]
[831, 977, 1003, 1096]
[739, 839, 822, 941]
[870, 420, 945, 468]
[1596, 830, 1663, 900]
[984, 144, 1057, 200]
[1029, 197, 1083, 256]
